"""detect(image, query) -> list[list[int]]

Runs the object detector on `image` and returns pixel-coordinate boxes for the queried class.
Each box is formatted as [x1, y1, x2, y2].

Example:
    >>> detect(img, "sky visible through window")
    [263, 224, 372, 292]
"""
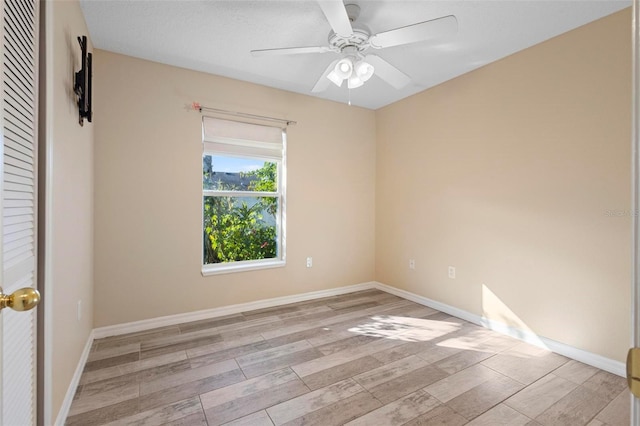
[211, 155, 264, 173]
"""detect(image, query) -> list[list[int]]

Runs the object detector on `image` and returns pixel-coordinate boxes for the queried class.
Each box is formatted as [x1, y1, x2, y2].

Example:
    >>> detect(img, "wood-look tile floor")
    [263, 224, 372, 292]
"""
[66, 289, 629, 426]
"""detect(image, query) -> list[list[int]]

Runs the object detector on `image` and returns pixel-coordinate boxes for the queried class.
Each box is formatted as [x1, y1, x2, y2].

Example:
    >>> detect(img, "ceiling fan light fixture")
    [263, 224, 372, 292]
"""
[327, 69, 344, 87]
[354, 60, 374, 82]
[334, 58, 353, 79]
[347, 74, 364, 89]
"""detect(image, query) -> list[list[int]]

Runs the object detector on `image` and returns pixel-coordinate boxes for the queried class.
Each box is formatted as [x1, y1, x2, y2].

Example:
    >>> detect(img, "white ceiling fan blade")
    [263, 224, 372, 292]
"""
[317, 0, 353, 38]
[364, 54, 411, 89]
[312, 59, 339, 92]
[369, 15, 458, 49]
[251, 46, 332, 57]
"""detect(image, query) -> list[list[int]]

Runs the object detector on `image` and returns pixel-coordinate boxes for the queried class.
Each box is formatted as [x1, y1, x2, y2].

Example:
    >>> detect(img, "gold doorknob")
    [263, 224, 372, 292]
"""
[0, 287, 40, 312]
[629, 348, 640, 398]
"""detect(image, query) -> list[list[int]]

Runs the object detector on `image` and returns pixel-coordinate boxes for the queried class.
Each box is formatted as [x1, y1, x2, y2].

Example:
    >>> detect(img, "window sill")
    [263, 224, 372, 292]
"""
[202, 259, 286, 276]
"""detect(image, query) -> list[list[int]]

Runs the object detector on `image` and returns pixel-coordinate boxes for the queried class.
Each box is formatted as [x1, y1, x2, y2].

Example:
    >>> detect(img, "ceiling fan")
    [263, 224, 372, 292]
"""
[250, 0, 458, 93]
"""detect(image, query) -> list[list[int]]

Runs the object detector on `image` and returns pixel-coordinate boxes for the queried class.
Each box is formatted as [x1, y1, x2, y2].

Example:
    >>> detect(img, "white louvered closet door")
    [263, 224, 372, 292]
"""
[0, 0, 39, 424]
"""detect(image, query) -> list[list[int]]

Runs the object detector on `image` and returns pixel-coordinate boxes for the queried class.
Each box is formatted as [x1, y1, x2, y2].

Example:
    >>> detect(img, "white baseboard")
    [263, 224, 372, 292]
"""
[93, 282, 377, 339]
[55, 329, 95, 426]
[373, 281, 626, 377]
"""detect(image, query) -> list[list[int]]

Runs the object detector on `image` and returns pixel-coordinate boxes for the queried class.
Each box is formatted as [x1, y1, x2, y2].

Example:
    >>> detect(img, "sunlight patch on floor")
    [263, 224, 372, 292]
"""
[437, 333, 493, 351]
[348, 315, 461, 342]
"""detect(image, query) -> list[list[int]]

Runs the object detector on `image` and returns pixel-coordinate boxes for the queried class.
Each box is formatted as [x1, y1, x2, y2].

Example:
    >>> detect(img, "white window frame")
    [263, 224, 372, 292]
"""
[201, 117, 286, 276]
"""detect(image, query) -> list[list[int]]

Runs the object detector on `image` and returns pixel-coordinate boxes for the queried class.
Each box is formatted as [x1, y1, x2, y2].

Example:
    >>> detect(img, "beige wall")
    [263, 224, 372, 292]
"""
[92, 51, 376, 326]
[375, 9, 631, 362]
[47, 0, 94, 421]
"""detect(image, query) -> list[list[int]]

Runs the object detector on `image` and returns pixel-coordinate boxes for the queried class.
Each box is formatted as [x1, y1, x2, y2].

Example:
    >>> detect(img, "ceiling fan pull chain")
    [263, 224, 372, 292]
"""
[348, 87, 351, 106]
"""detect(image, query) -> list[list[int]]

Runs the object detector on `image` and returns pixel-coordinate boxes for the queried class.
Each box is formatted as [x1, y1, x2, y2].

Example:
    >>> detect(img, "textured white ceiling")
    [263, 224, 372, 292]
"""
[79, 0, 630, 110]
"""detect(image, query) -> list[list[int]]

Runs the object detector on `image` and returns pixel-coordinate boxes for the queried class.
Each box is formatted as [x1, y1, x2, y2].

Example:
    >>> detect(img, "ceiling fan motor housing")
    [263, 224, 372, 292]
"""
[328, 27, 370, 53]
[326, 4, 370, 54]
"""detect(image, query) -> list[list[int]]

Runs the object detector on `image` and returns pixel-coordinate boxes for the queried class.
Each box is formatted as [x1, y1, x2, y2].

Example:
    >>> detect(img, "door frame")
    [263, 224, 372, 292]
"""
[632, 0, 639, 423]
[36, 1, 52, 424]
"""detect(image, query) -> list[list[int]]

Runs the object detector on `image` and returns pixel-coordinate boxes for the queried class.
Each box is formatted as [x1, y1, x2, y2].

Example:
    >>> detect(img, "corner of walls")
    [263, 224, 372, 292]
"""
[47, 0, 95, 422]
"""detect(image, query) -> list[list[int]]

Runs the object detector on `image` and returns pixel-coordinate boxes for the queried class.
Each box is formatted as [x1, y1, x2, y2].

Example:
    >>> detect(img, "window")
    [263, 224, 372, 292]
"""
[202, 117, 286, 275]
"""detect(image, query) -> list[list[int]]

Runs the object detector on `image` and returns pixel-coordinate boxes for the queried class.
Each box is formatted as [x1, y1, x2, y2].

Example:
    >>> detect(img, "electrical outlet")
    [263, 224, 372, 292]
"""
[77, 300, 82, 321]
[448, 266, 456, 279]
[306, 257, 313, 268]
[409, 259, 415, 270]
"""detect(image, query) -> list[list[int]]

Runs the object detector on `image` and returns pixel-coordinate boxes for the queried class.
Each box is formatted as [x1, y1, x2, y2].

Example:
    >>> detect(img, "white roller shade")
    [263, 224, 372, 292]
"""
[202, 116, 284, 160]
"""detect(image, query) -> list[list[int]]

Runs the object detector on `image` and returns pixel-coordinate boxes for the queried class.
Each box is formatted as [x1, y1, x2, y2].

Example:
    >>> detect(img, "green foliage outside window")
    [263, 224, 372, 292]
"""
[203, 159, 278, 265]
[250, 162, 278, 216]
